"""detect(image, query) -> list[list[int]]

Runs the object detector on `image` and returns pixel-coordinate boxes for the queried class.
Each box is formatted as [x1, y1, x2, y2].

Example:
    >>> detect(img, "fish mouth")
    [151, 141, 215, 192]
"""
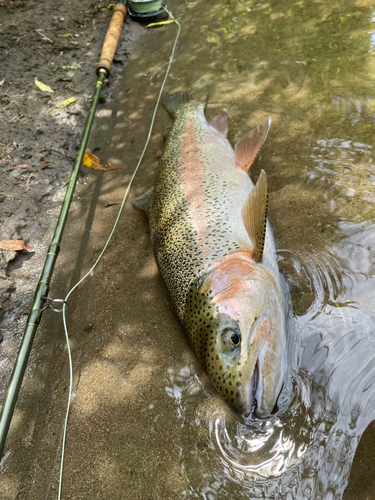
[242, 318, 284, 419]
[245, 354, 282, 419]
[244, 359, 259, 417]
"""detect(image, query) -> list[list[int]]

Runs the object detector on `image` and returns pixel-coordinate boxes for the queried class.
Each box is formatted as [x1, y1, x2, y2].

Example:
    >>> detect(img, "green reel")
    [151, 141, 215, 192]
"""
[127, 0, 166, 18]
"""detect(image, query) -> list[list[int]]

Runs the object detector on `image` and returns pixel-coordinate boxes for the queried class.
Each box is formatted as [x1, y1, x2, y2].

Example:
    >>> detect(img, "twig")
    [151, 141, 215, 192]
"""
[35, 29, 53, 44]
[26, 174, 35, 190]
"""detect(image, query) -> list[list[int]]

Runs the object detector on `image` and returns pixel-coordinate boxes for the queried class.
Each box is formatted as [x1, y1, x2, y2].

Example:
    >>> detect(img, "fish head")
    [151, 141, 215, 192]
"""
[184, 251, 286, 418]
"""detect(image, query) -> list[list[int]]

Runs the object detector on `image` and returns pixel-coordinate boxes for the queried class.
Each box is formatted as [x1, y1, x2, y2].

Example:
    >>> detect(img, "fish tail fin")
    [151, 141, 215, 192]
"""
[163, 80, 209, 118]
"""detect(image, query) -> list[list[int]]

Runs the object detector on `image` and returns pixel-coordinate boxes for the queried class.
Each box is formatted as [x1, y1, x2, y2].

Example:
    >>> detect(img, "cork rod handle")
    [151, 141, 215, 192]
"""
[96, 2, 127, 77]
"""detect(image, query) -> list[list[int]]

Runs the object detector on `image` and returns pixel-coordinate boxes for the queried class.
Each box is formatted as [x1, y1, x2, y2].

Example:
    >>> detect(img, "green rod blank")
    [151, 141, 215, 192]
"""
[0, 69, 107, 458]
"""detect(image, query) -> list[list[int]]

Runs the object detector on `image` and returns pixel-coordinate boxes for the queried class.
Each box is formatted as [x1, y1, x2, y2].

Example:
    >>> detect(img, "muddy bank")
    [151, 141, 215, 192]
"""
[0, 0, 143, 339]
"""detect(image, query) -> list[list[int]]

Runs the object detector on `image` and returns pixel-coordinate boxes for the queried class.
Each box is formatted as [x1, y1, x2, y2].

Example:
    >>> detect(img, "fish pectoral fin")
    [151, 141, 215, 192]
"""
[209, 109, 229, 137]
[241, 170, 268, 262]
[162, 128, 172, 141]
[131, 187, 153, 216]
[234, 118, 271, 173]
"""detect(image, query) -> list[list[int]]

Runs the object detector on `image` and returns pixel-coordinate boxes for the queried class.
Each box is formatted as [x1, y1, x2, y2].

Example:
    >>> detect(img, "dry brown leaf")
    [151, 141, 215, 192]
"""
[105, 162, 121, 170]
[88, 163, 108, 171]
[0, 240, 32, 251]
[6, 164, 29, 172]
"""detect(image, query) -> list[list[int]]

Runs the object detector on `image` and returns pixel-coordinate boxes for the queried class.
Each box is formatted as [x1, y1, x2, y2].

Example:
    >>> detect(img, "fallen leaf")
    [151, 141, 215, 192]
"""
[6, 164, 29, 172]
[60, 34, 73, 38]
[0, 240, 32, 251]
[82, 152, 106, 170]
[83, 152, 122, 171]
[105, 162, 121, 170]
[41, 161, 49, 170]
[61, 65, 81, 70]
[35, 78, 54, 93]
[50, 97, 78, 114]
[146, 20, 174, 28]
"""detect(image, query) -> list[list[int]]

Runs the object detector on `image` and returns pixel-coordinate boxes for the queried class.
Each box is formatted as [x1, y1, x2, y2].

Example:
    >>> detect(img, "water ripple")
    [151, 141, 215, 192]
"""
[165, 223, 375, 498]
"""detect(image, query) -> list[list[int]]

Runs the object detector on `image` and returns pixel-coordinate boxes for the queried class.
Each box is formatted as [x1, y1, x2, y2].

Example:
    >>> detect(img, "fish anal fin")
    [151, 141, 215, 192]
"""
[209, 109, 229, 137]
[241, 170, 268, 262]
[235, 118, 271, 173]
[131, 187, 153, 216]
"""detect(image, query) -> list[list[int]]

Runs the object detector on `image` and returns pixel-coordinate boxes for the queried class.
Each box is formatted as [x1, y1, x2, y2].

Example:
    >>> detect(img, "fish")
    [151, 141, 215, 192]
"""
[132, 89, 287, 418]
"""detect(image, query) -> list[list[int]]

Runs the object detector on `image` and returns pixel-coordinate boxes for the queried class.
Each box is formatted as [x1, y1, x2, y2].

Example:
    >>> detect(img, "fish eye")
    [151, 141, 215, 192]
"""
[229, 332, 240, 347]
[218, 328, 241, 354]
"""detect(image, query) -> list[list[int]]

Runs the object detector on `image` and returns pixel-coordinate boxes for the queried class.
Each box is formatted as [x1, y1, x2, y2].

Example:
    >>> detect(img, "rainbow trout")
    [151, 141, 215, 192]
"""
[133, 91, 286, 418]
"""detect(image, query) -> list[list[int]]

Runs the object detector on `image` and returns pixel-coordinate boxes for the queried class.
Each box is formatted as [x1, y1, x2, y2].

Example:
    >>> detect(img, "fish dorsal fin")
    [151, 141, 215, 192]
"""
[164, 91, 192, 118]
[209, 109, 229, 137]
[235, 118, 271, 173]
[241, 170, 268, 262]
[163, 81, 209, 118]
[131, 187, 153, 216]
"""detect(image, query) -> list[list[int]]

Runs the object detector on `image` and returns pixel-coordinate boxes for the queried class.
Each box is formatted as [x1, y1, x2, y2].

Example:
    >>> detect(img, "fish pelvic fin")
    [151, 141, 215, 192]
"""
[235, 118, 271, 173]
[241, 170, 268, 263]
[162, 127, 172, 141]
[163, 80, 209, 118]
[209, 109, 229, 137]
[131, 187, 153, 216]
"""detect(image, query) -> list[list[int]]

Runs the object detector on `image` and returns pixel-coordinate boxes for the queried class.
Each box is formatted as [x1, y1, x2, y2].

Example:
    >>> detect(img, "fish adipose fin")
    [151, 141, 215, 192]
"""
[131, 187, 154, 216]
[164, 81, 209, 118]
[241, 170, 268, 262]
[234, 118, 271, 173]
[209, 109, 229, 137]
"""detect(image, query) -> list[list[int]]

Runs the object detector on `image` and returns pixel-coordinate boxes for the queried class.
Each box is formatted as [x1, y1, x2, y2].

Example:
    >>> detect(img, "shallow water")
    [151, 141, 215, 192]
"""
[1, 0, 375, 498]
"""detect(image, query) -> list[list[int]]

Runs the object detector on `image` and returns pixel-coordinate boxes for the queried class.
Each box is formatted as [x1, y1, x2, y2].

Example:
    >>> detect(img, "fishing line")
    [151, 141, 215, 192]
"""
[57, 8, 180, 499]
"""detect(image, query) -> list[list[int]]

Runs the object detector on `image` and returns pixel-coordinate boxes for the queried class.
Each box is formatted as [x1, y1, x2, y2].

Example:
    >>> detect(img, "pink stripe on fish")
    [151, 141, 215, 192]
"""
[178, 114, 211, 259]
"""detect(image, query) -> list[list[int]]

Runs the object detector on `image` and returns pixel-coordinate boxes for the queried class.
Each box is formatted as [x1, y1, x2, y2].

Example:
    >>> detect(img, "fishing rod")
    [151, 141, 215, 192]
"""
[0, 0, 131, 459]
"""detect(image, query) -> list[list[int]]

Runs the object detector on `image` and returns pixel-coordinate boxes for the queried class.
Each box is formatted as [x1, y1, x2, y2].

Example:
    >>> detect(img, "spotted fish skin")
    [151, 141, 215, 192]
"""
[147, 97, 286, 417]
